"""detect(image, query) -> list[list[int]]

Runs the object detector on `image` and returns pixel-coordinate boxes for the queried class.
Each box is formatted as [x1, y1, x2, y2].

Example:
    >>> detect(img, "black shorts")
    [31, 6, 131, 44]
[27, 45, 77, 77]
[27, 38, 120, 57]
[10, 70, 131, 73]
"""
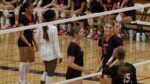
[66, 69, 82, 79]
[18, 38, 33, 47]
[66, 72, 82, 79]
[124, 10, 136, 21]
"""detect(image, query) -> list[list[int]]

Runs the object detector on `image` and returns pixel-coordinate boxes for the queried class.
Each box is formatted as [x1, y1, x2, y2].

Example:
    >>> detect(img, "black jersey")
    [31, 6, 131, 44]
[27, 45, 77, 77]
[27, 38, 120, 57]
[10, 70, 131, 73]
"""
[66, 42, 84, 78]
[98, 35, 123, 67]
[117, 0, 134, 7]
[91, 0, 104, 13]
[117, 0, 136, 20]
[18, 14, 35, 47]
[41, 0, 52, 7]
[72, 0, 86, 12]
[102, 0, 117, 10]
[117, 34, 123, 46]
[56, 0, 68, 6]
[103, 63, 137, 84]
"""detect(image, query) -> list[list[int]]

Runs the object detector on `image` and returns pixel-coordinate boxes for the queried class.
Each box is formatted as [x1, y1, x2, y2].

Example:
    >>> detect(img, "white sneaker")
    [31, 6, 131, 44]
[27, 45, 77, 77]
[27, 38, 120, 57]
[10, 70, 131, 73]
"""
[17, 80, 21, 84]
[87, 32, 93, 38]
[2, 24, 11, 29]
[17, 80, 29, 84]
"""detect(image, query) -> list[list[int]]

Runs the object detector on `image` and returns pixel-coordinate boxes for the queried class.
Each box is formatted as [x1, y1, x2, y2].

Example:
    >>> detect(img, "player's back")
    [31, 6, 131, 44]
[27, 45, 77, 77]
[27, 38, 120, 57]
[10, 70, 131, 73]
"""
[110, 63, 137, 84]
[112, 63, 137, 84]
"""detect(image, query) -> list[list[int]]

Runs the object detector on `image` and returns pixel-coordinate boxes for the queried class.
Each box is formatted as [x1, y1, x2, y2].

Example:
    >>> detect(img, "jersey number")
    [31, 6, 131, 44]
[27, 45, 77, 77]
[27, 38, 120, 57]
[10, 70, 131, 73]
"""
[124, 73, 131, 83]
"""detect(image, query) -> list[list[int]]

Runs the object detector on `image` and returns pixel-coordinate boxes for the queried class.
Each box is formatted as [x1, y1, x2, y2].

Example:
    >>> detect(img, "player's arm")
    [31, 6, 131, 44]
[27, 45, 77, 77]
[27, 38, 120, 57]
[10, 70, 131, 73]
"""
[42, 0, 56, 8]
[18, 24, 31, 48]
[112, 2, 117, 10]
[2, 0, 11, 4]
[64, 0, 71, 9]
[32, 30, 38, 52]
[68, 56, 90, 74]
[120, 0, 129, 8]
[71, 1, 86, 15]
[103, 4, 107, 11]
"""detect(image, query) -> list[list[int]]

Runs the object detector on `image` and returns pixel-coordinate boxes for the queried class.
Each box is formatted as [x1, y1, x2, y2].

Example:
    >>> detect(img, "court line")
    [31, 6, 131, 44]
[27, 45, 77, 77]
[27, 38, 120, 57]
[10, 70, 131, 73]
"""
[138, 77, 150, 81]
[0, 65, 150, 82]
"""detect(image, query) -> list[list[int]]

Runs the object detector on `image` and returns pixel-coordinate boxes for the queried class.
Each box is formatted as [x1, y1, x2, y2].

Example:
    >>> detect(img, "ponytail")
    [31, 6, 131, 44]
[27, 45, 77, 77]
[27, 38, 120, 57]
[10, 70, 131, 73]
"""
[118, 60, 126, 79]
[43, 26, 49, 41]
[116, 47, 127, 79]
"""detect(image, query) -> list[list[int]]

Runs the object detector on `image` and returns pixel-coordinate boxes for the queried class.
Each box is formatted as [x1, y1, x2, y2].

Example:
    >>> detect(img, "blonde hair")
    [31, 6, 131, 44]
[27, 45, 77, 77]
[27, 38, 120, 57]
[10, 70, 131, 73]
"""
[70, 24, 81, 37]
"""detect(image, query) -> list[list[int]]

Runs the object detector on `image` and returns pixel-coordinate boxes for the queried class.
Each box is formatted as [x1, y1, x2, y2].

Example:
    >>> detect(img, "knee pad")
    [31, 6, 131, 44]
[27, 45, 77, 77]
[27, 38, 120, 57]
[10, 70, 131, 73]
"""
[60, 12, 66, 18]
[88, 18, 93, 26]
[14, 8, 19, 15]
[71, 14, 76, 17]
[97, 19, 102, 25]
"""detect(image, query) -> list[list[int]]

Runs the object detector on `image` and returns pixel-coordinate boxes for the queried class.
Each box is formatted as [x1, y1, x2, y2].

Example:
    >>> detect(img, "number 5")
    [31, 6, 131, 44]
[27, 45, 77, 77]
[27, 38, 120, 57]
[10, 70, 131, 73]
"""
[124, 73, 131, 83]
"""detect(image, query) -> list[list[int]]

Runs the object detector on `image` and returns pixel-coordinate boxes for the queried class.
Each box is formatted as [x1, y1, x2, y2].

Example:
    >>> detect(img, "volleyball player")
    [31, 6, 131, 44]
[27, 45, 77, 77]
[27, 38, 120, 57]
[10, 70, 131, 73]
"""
[34, 0, 55, 23]
[87, 0, 104, 39]
[105, 21, 123, 69]
[35, 9, 62, 84]
[116, 0, 136, 23]
[17, 2, 38, 84]
[102, 47, 137, 84]
[66, 25, 90, 84]
[114, 21, 122, 38]
[97, 20, 123, 84]
[98, 20, 123, 69]
[0, 0, 16, 29]
[102, 0, 118, 21]
[55, 0, 71, 35]
[55, 0, 71, 17]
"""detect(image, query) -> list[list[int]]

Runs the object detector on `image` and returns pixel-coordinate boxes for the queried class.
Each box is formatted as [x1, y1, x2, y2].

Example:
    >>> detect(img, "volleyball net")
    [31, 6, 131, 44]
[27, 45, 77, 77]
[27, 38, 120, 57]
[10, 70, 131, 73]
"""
[0, 3, 150, 84]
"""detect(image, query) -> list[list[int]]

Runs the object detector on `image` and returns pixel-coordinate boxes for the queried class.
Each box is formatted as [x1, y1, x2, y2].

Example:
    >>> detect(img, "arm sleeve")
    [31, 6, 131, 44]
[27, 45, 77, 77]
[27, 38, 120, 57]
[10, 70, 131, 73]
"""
[52, 26, 62, 58]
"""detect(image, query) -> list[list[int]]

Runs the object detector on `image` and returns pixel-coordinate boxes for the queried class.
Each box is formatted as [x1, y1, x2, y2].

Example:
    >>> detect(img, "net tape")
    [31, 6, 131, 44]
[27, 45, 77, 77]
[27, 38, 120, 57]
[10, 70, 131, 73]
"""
[53, 60, 150, 84]
[0, 3, 150, 35]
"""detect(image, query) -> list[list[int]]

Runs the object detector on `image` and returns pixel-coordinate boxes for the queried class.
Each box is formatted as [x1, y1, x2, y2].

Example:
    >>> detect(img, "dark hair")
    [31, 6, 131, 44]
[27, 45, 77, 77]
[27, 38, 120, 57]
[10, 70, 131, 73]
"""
[42, 10, 56, 41]
[116, 47, 127, 79]
[20, 2, 31, 13]
[43, 10, 56, 22]
[43, 26, 49, 41]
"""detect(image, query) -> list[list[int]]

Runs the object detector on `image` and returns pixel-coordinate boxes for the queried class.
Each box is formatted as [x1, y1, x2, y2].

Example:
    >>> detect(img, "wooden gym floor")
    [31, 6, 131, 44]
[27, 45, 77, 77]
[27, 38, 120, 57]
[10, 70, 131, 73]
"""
[0, 1, 150, 84]
[0, 33, 150, 84]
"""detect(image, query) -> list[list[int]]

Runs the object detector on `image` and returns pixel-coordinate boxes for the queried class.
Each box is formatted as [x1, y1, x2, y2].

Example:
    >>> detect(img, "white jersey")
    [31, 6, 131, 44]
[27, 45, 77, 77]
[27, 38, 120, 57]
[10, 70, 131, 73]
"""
[35, 25, 62, 61]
